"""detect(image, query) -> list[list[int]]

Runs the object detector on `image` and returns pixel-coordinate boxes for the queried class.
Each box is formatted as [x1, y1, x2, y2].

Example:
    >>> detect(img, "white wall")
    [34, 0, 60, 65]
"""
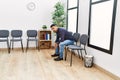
[0, 0, 61, 48]
[78, 0, 120, 78]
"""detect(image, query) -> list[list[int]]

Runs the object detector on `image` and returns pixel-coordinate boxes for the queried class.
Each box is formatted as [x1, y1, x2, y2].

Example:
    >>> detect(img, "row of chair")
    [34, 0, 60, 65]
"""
[0, 30, 38, 53]
[0, 30, 88, 67]
[64, 33, 88, 66]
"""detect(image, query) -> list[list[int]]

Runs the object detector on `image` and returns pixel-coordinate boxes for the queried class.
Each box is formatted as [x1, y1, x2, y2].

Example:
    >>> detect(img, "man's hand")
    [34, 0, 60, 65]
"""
[55, 43, 58, 48]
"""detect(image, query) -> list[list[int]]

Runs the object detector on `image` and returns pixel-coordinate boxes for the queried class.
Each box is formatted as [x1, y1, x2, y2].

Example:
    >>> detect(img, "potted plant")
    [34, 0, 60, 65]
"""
[52, 2, 65, 27]
[42, 25, 47, 29]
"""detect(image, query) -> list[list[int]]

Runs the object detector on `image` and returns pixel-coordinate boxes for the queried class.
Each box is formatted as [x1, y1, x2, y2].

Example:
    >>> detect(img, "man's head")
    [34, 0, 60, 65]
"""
[50, 24, 58, 33]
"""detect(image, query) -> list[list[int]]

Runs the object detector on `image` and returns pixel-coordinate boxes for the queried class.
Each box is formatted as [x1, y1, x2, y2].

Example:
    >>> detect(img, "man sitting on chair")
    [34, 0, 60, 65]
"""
[50, 24, 74, 61]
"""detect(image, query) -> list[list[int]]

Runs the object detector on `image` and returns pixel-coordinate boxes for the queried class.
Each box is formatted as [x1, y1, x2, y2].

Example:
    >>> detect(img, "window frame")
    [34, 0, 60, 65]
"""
[88, 0, 117, 54]
[67, 0, 79, 33]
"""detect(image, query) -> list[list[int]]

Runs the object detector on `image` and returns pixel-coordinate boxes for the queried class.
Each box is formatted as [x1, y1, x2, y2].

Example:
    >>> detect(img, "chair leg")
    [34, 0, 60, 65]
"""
[65, 47, 67, 61]
[77, 50, 80, 59]
[21, 40, 24, 52]
[12, 41, 14, 50]
[36, 40, 38, 49]
[80, 50, 83, 60]
[26, 40, 29, 52]
[10, 41, 11, 52]
[70, 50, 73, 66]
[84, 49, 87, 55]
[7, 40, 10, 53]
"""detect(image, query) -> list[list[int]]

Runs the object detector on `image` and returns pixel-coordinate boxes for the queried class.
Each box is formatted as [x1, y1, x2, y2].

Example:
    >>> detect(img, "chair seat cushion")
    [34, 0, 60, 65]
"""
[0, 39, 8, 42]
[27, 38, 37, 41]
[68, 45, 83, 50]
[10, 39, 22, 41]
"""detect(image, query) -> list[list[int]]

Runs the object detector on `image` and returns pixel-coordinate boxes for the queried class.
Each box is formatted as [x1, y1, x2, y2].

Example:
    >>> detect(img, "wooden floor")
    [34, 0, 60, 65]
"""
[0, 49, 116, 80]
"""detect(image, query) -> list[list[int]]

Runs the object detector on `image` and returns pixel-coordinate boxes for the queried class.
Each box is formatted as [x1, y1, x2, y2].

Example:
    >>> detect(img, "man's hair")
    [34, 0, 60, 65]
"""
[50, 24, 57, 28]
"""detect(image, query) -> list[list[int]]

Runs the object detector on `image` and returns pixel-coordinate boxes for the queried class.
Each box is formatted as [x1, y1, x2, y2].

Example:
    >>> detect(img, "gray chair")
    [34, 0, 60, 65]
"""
[66, 34, 88, 66]
[26, 30, 38, 52]
[10, 30, 24, 52]
[0, 30, 10, 53]
[65, 33, 80, 60]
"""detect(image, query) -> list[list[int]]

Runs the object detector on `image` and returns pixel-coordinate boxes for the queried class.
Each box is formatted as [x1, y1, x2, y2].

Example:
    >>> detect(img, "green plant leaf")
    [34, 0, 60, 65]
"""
[52, 2, 66, 27]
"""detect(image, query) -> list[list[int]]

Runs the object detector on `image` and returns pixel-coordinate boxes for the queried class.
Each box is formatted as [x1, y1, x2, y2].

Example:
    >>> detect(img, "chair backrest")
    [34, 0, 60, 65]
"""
[27, 30, 37, 37]
[73, 33, 80, 42]
[69, 31, 73, 35]
[11, 30, 22, 37]
[0, 30, 9, 38]
[80, 34, 88, 46]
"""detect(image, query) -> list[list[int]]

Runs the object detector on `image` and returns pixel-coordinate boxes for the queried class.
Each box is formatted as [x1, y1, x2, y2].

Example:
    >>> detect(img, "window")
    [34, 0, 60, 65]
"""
[68, 0, 78, 8]
[67, 0, 79, 33]
[88, 0, 117, 54]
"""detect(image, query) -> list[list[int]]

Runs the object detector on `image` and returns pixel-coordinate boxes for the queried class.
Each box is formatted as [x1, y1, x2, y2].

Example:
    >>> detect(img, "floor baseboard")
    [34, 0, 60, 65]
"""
[0, 47, 37, 50]
[94, 64, 120, 80]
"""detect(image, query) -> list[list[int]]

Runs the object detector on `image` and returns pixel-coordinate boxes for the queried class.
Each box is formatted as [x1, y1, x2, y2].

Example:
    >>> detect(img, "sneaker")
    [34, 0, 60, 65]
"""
[54, 57, 63, 61]
[51, 53, 59, 57]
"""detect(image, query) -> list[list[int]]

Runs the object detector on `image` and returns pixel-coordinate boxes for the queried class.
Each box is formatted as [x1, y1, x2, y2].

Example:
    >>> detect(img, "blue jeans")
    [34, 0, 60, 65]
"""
[55, 40, 74, 58]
